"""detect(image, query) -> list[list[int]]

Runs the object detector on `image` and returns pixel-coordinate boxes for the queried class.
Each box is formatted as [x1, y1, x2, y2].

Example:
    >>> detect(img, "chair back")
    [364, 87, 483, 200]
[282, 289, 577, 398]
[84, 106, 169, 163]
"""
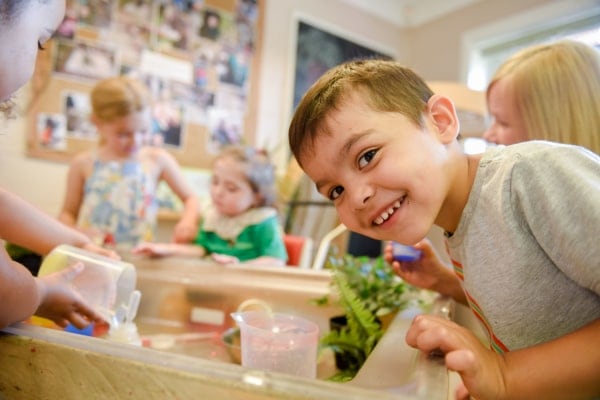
[283, 234, 313, 269]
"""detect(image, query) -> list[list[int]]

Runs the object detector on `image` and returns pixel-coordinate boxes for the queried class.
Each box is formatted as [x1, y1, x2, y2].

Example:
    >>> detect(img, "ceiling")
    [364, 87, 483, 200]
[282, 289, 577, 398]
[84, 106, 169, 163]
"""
[339, 0, 482, 28]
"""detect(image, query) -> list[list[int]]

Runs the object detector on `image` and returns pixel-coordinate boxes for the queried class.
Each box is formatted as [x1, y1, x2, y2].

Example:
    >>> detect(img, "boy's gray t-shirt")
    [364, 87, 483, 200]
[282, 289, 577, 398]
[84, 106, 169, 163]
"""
[447, 141, 600, 352]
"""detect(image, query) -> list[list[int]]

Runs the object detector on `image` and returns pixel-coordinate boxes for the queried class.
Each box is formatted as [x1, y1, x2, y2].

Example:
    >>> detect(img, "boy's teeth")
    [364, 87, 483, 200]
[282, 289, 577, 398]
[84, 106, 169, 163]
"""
[374, 200, 402, 225]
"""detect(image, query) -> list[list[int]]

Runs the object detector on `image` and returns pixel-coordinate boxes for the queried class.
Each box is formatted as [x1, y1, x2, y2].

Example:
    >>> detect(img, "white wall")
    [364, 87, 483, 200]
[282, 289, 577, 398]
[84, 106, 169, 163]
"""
[0, 101, 69, 214]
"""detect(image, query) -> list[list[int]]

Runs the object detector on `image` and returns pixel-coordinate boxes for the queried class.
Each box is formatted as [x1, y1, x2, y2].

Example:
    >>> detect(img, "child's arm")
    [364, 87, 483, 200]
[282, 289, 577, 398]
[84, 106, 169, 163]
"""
[156, 149, 199, 243]
[57, 154, 88, 228]
[406, 315, 600, 400]
[0, 188, 115, 258]
[0, 248, 44, 327]
[384, 239, 467, 304]
[132, 242, 206, 258]
[243, 256, 285, 267]
[211, 253, 285, 267]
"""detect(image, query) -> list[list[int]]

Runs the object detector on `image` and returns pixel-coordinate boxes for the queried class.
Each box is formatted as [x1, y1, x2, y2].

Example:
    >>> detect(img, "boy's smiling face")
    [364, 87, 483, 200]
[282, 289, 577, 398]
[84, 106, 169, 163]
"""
[299, 91, 459, 245]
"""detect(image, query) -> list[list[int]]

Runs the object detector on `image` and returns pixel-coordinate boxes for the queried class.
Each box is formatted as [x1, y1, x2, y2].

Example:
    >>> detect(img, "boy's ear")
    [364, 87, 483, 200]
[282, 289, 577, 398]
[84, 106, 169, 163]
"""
[426, 94, 460, 144]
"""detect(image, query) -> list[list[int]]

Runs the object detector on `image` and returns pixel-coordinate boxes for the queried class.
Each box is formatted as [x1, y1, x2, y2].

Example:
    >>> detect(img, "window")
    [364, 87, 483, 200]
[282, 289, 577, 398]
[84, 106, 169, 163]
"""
[462, 1, 600, 91]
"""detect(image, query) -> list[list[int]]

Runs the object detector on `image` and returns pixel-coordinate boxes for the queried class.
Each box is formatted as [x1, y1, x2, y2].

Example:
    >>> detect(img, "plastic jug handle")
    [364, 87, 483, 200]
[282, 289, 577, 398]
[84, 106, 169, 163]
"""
[230, 312, 244, 323]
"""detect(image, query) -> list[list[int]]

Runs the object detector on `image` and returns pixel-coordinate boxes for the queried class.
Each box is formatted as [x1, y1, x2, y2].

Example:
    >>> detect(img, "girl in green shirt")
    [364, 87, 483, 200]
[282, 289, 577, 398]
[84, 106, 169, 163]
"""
[134, 145, 287, 266]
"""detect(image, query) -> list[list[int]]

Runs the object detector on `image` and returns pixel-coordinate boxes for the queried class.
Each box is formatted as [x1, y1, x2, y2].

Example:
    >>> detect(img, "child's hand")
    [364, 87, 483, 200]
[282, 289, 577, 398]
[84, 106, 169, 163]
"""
[405, 314, 507, 400]
[385, 240, 468, 304]
[211, 253, 239, 264]
[81, 242, 120, 260]
[384, 239, 454, 293]
[35, 263, 104, 329]
[132, 242, 174, 257]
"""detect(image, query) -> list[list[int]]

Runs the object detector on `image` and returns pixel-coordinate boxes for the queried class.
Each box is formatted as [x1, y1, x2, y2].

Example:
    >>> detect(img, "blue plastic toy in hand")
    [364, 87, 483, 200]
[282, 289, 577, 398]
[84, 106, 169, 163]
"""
[392, 242, 422, 262]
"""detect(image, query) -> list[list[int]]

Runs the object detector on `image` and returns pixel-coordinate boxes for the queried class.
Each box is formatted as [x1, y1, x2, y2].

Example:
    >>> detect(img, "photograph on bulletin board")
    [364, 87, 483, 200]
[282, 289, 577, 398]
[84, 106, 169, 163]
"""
[27, 0, 263, 170]
[36, 113, 67, 151]
[62, 90, 97, 139]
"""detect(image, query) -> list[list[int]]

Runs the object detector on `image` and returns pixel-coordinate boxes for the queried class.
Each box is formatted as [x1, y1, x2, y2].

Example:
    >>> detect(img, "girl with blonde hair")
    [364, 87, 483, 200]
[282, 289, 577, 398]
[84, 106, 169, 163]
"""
[484, 40, 600, 153]
[59, 76, 199, 247]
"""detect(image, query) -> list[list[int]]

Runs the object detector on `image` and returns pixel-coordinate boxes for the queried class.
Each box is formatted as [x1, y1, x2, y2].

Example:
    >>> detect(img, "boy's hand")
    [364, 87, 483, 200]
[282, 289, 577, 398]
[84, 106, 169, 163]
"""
[384, 239, 448, 291]
[35, 263, 104, 329]
[405, 314, 507, 400]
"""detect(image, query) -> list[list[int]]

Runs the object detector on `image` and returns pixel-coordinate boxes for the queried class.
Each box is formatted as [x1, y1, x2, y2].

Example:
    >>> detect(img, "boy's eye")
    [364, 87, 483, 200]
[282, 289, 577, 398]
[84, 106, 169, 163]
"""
[328, 186, 344, 200]
[358, 149, 377, 168]
[38, 41, 46, 51]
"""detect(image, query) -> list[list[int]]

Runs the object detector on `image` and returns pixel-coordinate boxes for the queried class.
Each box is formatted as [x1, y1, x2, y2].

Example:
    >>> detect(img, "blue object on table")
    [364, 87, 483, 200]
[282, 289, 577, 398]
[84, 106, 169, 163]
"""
[392, 242, 422, 262]
[64, 322, 94, 336]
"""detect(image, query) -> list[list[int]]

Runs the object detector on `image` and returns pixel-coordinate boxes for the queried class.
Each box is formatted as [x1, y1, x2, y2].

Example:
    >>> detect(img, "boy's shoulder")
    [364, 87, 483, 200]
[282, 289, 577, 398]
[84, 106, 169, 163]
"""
[483, 140, 595, 165]
[478, 140, 599, 186]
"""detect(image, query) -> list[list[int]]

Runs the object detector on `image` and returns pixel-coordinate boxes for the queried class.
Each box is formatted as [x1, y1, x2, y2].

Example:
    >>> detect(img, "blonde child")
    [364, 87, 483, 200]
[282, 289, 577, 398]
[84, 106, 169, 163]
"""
[483, 40, 600, 153]
[134, 145, 287, 266]
[58, 76, 199, 248]
[288, 59, 599, 400]
[0, 0, 115, 329]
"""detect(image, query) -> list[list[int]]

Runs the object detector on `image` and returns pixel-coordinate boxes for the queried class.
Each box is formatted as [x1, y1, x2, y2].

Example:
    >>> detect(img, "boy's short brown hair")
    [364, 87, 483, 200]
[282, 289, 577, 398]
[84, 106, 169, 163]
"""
[288, 59, 434, 165]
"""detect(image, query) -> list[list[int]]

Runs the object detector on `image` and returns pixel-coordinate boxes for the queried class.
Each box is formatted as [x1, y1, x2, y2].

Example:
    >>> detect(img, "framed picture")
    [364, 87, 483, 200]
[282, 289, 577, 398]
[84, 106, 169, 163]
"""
[291, 17, 394, 109]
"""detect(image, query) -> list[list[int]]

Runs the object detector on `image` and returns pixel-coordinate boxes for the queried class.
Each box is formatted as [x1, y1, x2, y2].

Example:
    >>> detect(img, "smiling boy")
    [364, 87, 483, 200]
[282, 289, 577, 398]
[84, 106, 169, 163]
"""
[288, 59, 600, 400]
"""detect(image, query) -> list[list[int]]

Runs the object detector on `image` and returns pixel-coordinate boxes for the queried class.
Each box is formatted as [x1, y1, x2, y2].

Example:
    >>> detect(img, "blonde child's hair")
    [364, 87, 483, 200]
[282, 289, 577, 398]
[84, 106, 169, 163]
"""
[90, 76, 150, 145]
[488, 40, 600, 154]
[91, 76, 149, 122]
[288, 59, 434, 165]
[215, 145, 277, 208]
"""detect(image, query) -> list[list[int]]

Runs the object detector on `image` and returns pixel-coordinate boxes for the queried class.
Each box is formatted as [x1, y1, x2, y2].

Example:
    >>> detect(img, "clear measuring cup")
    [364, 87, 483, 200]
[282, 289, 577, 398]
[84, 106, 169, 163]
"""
[230, 311, 319, 378]
[38, 244, 137, 327]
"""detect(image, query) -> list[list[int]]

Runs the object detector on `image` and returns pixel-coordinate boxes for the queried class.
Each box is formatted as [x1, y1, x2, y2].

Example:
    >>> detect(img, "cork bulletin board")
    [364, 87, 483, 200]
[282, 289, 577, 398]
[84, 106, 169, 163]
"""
[27, 0, 263, 170]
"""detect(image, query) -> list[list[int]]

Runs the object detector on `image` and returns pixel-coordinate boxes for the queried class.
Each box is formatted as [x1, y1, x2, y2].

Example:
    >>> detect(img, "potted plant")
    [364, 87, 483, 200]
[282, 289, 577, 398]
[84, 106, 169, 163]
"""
[315, 254, 423, 381]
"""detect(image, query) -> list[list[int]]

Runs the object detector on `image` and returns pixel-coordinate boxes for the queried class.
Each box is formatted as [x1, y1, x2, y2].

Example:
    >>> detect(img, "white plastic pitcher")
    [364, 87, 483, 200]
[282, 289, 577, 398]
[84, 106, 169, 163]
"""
[38, 244, 137, 327]
[231, 311, 319, 378]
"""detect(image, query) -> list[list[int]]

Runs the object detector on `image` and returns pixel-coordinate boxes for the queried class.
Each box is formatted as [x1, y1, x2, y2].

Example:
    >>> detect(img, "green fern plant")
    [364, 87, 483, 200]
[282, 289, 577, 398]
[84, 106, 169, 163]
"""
[317, 253, 423, 381]
[320, 269, 383, 381]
